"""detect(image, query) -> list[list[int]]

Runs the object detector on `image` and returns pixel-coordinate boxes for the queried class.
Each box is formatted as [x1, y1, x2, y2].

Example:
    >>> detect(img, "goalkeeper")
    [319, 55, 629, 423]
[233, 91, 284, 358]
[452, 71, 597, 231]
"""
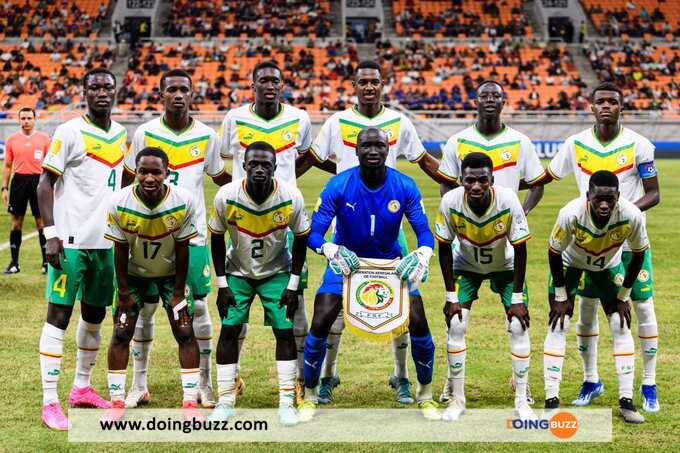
[299, 127, 439, 421]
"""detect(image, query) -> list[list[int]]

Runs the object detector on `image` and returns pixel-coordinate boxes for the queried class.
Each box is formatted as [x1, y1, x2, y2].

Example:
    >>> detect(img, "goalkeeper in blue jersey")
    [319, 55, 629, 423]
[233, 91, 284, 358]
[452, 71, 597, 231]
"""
[299, 127, 439, 421]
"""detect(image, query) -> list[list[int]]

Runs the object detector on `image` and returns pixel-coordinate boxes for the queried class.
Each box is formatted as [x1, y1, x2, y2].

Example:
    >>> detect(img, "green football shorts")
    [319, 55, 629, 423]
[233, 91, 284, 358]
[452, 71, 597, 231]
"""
[112, 275, 194, 317]
[454, 270, 529, 308]
[576, 249, 653, 300]
[222, 272, 293, 329]
[45, 248, 115, 307]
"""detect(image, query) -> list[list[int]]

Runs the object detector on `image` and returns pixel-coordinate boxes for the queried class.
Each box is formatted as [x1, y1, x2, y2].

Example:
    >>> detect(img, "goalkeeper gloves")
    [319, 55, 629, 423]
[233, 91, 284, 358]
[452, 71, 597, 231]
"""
[319, 243, 360, 275]
[395, 246, 433, 290]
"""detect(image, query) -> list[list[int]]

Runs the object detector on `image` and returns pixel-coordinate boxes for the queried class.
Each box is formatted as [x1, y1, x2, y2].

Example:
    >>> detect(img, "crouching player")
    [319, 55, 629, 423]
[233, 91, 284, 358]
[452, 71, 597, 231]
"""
[207, 141, 310, 427]
[435, 152, 535, 421]
[102, 147, 203, 422]
[543, 170, 648, 424]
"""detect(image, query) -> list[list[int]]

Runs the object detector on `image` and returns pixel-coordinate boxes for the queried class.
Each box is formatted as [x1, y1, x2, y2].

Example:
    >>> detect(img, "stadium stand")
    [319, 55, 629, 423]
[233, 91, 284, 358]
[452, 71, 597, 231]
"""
[0, 0, 109, 38]
[392, 0, 529, 38]
[581, 0, 680, 38]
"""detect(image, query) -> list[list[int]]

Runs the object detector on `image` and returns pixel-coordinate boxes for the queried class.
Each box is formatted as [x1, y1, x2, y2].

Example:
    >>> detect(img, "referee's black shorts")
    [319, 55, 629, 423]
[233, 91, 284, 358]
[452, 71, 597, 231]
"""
[8, 173, 41, 217]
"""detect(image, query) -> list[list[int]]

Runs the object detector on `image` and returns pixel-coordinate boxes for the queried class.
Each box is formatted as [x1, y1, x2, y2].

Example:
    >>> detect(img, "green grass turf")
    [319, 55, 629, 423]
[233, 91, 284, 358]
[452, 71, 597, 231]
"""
[0, 159, 678, 452]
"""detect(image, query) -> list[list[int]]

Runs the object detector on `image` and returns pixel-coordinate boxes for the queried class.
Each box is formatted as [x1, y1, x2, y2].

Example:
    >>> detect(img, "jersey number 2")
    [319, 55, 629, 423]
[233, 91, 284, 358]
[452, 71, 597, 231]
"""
[251, 239, 264, 258]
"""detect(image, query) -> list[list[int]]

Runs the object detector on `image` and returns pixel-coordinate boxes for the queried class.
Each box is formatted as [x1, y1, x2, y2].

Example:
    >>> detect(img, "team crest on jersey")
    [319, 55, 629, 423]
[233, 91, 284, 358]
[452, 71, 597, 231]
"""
[189, 146, 201, 158]
[614, 273, 624, 285]
[203, 264, 211, 277]
[282, 130, 293, 142]
[120, 141, 128, 154]
[638, 270, 650, 282]
[616, 153, 628, 166]
[272, 211, 286, 224]
[610, 230, 623, 241]
[388, 200, 400, 213]
[385, 128, 395, 140]
[356, 280, 394, 311]
[184, 285, 191, 297]
[165, 216, 177, 229]
[493, 220, 506, 233]
[500, 150, 512, 161]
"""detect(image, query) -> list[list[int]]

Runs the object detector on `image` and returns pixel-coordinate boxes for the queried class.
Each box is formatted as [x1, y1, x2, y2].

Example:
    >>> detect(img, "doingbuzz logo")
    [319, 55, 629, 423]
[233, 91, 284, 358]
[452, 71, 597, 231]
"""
[507, 412, 578, 439]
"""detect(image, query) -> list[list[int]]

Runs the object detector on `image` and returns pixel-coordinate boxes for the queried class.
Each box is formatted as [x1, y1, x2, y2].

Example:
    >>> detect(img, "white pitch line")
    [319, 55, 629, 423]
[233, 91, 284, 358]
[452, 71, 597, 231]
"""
[0, 231, 39, 251]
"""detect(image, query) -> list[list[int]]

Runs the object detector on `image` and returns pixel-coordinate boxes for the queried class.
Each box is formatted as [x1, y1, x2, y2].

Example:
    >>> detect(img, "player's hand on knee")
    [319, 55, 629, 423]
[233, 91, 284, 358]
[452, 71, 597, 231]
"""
[548, 292, 573, 331]
[443, 301, 462, 327]
[216, 287, 235, 319]
[507, 304, 530, 330]
[45, 238, 66, 270]
[115, 292, 136, 329]
[613, 299, 632, 329]
[280, 289, 299, 321]
[396, 246, 433, 290]
[169, 296, 190, 327]
[321, 243, 360, 275]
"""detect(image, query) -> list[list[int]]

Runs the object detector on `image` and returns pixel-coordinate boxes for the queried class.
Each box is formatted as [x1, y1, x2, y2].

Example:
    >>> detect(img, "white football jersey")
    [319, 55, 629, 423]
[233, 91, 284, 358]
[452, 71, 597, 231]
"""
[307, 105, 426, 173]
[549, 197, 649, 272]
[435, 186, 531, 273]
[42, 115, 127, 249]
[125, 116, 225, 246]
[217, 103, 312, 186]
[208, 178, 310, 279]
[438, 124, 546, 193]
[105, 185, 198, 278]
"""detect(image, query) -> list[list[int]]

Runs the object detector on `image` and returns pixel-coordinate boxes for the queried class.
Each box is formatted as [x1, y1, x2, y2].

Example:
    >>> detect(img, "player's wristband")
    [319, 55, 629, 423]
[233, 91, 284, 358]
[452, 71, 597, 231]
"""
[511, 292, 524, 305]
[1, 186, 7, 191]
[446, 291, 458, 303]
[617, 286, 632, 302]
[43, 225, 58, 240]
[216, 275, 228, 288]
[287, 274, 300, 291]
[554, 286, 568, 302]
[172, 299, 188, 320]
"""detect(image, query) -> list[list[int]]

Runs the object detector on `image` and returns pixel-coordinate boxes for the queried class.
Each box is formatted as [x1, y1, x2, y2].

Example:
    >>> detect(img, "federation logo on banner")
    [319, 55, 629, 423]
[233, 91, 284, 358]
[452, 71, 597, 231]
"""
[343, 258, 409, 343]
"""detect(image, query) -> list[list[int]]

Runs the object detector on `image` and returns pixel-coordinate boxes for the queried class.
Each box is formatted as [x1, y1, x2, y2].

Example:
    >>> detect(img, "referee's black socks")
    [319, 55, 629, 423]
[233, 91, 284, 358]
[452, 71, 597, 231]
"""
[9, 230, 21, 264]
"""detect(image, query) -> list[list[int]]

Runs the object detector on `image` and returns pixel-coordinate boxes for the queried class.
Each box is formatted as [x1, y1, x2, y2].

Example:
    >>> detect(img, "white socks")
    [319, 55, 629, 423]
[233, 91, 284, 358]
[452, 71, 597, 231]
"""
[609, 313, 635, 399]
[446, 308, 469, 402]
[576, 297, 600, 383]
[131, 302, 158, 390]
[181, 368, 200, 402]
[543, 316, 570, 400]
[192, 296, 213, 388]
[276, 360, 297, 406]
[392, 332, 410, 379]
[216, 363, 237, 406]
[107, 370, 127, 401]
[74, 318, 102, 389]
[39, 323, 65, 405]
[634, 297, 658, 385]
[508, 317, 531, 401]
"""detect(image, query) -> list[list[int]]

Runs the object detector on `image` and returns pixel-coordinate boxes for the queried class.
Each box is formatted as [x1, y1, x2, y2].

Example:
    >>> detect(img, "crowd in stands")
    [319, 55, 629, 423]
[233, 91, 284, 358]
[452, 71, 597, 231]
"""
[0, 39, 115, 110]
[164, 1, 332, 39]
[393, 0, 529, 38]
[0, 0, 109, 38]
[583, 39, 680, 111]
[582, 0, 680, 38]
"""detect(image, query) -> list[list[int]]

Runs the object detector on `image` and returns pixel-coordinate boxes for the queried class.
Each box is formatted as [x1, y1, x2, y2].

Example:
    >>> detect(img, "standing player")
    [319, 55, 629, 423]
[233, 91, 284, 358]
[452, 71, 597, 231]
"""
[37, 67, 126, 430]
[102, 147, 203, 422]
[297, 60, 442, 405]
[122, 68, 231, 409]
[542, 170, 647, 424]
[298, 127, 439, 421]
[217, 61, 328, 404]
[2, 108, 51, 274]
[544, 82, 661, 412]
[437, 80, 545, 404]
[435, 152, 535, 421]
[207, 141, 310, 427]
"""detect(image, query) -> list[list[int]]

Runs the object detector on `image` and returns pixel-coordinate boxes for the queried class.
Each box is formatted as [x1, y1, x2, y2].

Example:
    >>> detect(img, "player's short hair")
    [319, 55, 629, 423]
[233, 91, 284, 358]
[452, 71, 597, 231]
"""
[160, 68, 193, 91]
[355, 60, 382, 74]
[136, 147, 169, 169]
[589, 170, 619, 191]
[357, 126, 387, 144]
[252, 61, 281, 81]
[461, 152, 494, 175]
[82, 67, 116, 89]
[476, 80, 505, 97]
[244, 141, 276, 161]
[591, 82, 622, 99]
[18, 107, 36, 117]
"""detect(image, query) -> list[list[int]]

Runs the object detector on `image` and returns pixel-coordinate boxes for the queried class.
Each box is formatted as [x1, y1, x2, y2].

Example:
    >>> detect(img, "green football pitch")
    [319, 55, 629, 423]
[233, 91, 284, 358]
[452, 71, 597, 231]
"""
[0, 159, 677, 452]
